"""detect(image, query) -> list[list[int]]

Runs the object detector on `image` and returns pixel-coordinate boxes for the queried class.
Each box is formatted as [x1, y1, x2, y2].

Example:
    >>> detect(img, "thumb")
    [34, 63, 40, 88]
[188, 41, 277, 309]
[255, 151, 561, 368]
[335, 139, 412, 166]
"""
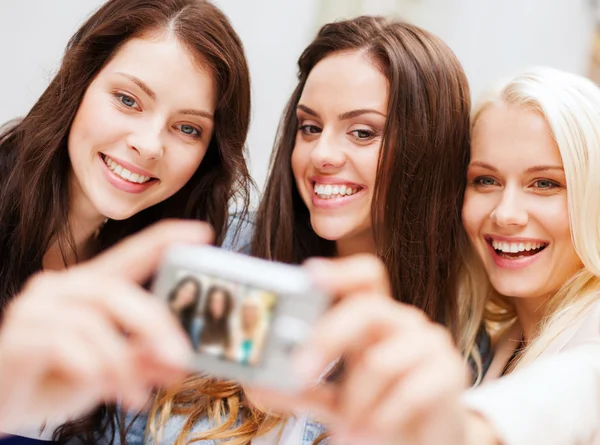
[83, 220, 214, 283]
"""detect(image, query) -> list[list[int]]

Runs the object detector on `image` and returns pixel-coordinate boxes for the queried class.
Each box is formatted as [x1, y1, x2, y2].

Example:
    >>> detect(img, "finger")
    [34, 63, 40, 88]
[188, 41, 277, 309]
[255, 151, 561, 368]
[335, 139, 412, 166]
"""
[294, 297, 429, 384]
[61, 304, 135, 394]
[341, 325, 460, 431]
[339, 330, 426, 427]
[61, 276, 192, 368]
[368, 357, 465, 437]
[84, 220, 214, 283]
[303, 255, 391, 299]
[247, 385, 339, 423]
[129, 346, 189, 388]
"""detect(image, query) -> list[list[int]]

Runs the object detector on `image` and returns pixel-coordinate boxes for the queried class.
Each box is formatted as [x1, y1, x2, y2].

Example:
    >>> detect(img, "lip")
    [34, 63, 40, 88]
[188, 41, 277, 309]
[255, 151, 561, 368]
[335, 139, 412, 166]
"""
[102, 153, 156, 178]
[483, 234, 549, 244]
[308, 176, 366, 210]
[309, 175, 363, 186]
[484, 235, 549, 270]
[98, 154, 157, 194]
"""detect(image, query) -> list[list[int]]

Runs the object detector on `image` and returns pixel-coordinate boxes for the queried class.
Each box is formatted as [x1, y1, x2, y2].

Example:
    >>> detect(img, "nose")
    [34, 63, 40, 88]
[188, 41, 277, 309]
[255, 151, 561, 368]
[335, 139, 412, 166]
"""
[309, 131, 346, 170]
[127, 121, 165, 160]
[490, 187, 529, 227]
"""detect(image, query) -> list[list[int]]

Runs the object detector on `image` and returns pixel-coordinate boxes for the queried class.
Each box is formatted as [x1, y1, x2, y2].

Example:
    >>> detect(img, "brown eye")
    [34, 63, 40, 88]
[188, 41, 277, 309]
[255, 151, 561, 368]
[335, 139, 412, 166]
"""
[299, 124, 321, 135]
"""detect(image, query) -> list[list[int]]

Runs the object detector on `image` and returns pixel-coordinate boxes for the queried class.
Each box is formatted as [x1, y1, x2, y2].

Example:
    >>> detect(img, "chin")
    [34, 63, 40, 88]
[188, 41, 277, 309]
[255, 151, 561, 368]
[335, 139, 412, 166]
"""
[93, 201, 142, 222]
[310, 222, 348, 242]
[488, 280, 541, 299]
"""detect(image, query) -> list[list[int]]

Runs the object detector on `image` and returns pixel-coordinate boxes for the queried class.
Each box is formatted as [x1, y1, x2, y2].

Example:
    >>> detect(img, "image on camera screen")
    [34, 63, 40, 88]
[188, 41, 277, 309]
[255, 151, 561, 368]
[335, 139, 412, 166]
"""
[167, 270, 277, 367]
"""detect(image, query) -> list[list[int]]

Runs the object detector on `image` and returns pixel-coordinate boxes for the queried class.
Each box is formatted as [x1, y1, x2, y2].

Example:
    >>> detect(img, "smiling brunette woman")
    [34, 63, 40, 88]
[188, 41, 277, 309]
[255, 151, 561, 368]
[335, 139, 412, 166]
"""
[0, 0, 252, 442]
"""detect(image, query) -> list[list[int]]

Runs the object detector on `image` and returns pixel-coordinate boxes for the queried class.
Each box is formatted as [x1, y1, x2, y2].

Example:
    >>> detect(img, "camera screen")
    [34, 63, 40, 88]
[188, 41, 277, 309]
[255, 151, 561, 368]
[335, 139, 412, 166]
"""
[167, 270, 277, 367]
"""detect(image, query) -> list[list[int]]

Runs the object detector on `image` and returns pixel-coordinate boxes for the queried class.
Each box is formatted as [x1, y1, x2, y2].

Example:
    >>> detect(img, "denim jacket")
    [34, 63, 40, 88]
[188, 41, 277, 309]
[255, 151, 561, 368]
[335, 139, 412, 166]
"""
[112, 411, 328, 445]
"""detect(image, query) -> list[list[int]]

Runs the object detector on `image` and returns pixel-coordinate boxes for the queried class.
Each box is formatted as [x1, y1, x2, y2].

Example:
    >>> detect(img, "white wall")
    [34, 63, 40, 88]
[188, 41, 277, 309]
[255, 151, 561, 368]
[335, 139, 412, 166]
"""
[397, 0, 596, 100]
[0, 0, 595, 190]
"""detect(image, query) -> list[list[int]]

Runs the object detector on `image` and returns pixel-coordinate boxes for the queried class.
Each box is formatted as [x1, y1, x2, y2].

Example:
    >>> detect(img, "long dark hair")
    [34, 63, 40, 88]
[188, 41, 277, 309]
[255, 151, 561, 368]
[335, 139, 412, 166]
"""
[252, 16, 471, 338]
[168, 276, 202, 334]
[148, 16, 471, 445]
[199, 285, 233, 347]
[0, 0, 252, 312]
[0, 0, 252, 443]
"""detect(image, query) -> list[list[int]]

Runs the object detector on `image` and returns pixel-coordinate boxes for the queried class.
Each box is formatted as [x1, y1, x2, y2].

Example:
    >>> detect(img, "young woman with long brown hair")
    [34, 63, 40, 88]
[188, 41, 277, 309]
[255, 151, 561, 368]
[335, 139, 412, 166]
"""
[141, 15, 484, 445]
[0, 0, 252, 442]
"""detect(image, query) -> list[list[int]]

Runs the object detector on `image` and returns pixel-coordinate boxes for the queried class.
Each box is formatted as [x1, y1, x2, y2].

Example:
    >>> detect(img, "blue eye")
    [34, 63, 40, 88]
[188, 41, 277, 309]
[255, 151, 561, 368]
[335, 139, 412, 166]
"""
[474, 176, 498, 186]
[117, 94, 137, 108]
[532, 179, 559, 189]
[176, 124, 201, 138]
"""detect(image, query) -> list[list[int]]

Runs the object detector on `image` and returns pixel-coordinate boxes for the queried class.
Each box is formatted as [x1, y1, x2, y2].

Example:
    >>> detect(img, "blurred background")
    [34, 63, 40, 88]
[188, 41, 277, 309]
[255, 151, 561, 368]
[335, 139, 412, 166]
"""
[0, 0, 597, 192]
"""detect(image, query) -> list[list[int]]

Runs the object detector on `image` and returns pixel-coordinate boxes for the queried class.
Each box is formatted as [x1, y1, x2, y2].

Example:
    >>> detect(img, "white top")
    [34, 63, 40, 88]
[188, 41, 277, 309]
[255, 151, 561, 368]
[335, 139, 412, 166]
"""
[463, 300, 600, 445]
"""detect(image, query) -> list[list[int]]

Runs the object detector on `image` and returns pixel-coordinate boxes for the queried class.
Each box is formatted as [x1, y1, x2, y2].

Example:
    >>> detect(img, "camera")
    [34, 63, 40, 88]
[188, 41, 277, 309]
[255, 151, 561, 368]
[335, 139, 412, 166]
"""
[153, 244, 330, 391]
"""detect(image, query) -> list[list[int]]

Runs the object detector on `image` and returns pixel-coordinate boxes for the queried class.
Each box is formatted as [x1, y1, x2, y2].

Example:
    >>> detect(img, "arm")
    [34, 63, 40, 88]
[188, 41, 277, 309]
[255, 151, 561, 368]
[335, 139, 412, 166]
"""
[463, 343, 600, 445]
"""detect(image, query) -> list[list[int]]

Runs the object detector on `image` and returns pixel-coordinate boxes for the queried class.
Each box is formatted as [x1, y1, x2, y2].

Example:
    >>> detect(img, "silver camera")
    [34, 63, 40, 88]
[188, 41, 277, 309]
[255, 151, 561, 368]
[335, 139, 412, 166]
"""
[153, 244, 330, 391]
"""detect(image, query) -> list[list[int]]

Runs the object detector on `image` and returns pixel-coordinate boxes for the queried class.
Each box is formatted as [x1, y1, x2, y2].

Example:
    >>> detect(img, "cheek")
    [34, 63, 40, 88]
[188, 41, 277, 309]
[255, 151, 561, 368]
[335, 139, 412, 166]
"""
[461, 192, 487, 239]
[291, 142, 308, 183]
[532, 197, 571, 242]
[70, 89, 125, 153]
[163, 149, 207, 188]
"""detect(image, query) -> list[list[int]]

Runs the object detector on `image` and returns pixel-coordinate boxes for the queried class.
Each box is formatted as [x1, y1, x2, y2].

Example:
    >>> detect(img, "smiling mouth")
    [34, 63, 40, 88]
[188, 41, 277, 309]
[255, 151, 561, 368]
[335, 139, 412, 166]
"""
[312, 181, 364, 200]
[486, 236, 549, 259]
[101, 154, 157, 185]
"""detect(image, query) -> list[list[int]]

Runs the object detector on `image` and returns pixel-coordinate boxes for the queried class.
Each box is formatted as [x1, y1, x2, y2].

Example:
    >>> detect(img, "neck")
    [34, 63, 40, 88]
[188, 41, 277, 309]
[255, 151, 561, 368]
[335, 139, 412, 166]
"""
[43, 174, 106, 270]
[511, 294, 551, 343]
[335, 231, 377, 257]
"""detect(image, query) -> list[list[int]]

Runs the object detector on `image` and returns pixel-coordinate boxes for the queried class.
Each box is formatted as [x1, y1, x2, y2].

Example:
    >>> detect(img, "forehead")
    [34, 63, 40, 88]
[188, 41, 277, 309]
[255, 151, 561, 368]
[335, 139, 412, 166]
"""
[300, 50, 388, 113]
[99, 35, 216, 107]
[471, 103, 563, 167]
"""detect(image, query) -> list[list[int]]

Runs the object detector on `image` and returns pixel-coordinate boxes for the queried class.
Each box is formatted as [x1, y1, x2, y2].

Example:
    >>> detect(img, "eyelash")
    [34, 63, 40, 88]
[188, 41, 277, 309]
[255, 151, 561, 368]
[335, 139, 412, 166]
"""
[297, 124, 378, 141]
[114, 93, 140, 110]
[298, 124, 321, 135]
[472, 176, 562, 190]
[349, 129, 377, 141]
[114, 93, 202, 139]
[175, 123, 202, 139]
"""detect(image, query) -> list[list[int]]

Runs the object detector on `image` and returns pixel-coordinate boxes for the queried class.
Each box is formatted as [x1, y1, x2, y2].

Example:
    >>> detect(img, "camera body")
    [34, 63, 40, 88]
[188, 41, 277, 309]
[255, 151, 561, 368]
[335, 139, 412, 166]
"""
[153, 244, 330, 391]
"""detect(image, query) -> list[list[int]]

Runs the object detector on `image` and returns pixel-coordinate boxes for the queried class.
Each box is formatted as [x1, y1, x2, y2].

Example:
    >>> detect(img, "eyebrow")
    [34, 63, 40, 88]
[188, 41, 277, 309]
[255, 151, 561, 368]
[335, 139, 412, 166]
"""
[469, 161, 564, 174]
[297, 104, 386, 120]
[115, 72, 214, 121]
[117, 73, 156, 100]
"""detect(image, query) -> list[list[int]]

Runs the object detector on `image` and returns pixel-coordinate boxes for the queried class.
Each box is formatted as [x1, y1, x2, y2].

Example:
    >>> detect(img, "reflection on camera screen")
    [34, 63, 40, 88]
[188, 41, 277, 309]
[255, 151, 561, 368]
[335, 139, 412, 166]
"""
[167, 270, 276, 367]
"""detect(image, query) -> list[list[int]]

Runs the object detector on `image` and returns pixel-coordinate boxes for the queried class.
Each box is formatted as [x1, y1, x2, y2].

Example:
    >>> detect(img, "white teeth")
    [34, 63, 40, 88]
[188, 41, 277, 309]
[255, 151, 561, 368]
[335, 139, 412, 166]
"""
[102, 155, 153, 184]
[313, 182, 361, 199]
[491, 239, 547, 253]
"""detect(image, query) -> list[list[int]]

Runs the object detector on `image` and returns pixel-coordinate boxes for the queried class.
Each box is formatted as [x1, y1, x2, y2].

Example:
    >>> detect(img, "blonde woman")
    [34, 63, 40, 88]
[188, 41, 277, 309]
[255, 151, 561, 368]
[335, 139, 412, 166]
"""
[230, 293, 269, 366]
[261, 67, 600, 445]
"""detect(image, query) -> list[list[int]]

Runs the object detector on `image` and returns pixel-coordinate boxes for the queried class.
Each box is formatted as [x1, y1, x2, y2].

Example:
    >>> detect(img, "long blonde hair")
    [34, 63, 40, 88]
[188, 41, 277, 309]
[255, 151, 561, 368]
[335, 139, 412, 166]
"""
[460, 67, 600, 381]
